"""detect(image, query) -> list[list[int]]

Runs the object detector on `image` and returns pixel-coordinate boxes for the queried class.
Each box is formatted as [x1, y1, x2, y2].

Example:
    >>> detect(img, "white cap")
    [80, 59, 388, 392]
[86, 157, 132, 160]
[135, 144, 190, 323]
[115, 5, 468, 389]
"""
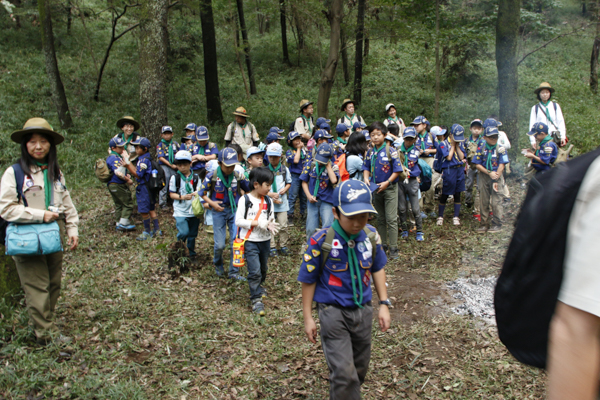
[174, 150, 192, 162]
[385, 103, 396, 112]
[266, 142, 283, 157]
[206, 159, 218, 173]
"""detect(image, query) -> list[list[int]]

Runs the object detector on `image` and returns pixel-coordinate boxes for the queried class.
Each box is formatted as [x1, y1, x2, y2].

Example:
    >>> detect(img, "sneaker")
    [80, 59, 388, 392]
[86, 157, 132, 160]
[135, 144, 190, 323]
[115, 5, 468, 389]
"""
[400, 230, 409, 239]
[389, 248, 399, 259]
[428, 212, 437, 219]
[229, 274, 247, 282]
[416, 232, 425, 242]
[270, 248, 278, 257]
[473, 214, 481, 222]
[152, 230, 163, 237]
[453, 217, 460, 226]
[279, 247, 289, 256]
[136, 231, 152, 241]
[488, 225, 502, 233]
[476, 226, 488, 234]
[252, 300, 265, 316]
[436, 217, 443, 226]
[116, 223, 136, 231]
[420, 211, 428, 220]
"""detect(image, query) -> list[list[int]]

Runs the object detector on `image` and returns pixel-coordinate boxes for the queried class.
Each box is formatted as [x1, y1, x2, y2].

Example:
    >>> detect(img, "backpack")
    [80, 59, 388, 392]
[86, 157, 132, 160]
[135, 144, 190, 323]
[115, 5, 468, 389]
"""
[417, 158, 432, 192]
[335, 153, 350, 182]
[319, 225, 380, 268]
[0, 164, 27, 245]
[146, 159, 166, 192]
[172, 173, 200, 200]
[494, 147, 600, 369]
[94, 158, 114, 183]
[242, 194, 272, 220]
[289, 116, 309, 133]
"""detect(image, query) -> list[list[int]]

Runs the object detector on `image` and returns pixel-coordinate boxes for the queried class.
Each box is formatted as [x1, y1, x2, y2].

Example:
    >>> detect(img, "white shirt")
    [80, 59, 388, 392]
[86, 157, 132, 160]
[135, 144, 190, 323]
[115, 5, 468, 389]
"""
[235, 193, 274, 242]
[529, 101, 566, 145]
[497, 130, 511, 150]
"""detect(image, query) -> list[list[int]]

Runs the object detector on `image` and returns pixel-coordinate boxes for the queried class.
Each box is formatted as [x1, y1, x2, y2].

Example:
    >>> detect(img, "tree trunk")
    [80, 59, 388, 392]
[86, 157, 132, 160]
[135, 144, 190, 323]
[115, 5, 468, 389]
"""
[139, 0, 169, 144]
[364, 34, 369, 61]
[38, 0, 73, 129]
[353, 0, 365, 104]
[317, 0, 343, 119]
[200, 0, 224, 123]
[434, 0, 440, 121]
[341, 28, 350, 85]
[280, 0, 291, 65]
[496, 0, 521, 155]
[66, 0, 72, 34]
[582, 0, 587, 16]
[591, 0, 600, 93]
[294, 6, 305, 50]
[236, 0, 257, 95]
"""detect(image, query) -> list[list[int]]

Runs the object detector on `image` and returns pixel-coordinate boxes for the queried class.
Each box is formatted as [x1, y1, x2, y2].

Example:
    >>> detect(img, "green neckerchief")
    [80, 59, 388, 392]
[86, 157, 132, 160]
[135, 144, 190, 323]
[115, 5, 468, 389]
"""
[400, 143, 414, 168]
[332, 219, 363, 308]
[469, 135, 480, 143]
[237, 122, 249, 140]
[268, 162, 282, 193]
[313, 163, 322, 198]
[539, 100, 557, 129]
[370, 143, 386, 183]
[198, 145, 205, 156]
[298, 148, 306, 160]
[337, 137, 347, 145]
[535, 135, 553, 157]
[388, 116, 400, 125]
[177, 171, 193, 194]
[343, 113, 356, 125]
[35, 162, 51, 209]
[216, 167, 237, 213]
[484, 143, 497, 171]
[110, 151, 122, 159]
[161, 139, 175, 164]
[301, 114, 313, 132]
[121, 132, 134, 148]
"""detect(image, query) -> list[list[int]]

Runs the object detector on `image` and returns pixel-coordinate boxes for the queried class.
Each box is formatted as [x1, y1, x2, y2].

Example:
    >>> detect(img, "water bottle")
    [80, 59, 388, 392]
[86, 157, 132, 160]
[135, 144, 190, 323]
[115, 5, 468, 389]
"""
[152, 169, 158, 179]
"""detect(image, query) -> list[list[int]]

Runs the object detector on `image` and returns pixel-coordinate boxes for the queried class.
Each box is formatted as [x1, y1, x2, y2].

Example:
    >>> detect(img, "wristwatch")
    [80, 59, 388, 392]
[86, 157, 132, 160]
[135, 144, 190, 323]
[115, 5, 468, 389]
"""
[379, 299, 392, 307]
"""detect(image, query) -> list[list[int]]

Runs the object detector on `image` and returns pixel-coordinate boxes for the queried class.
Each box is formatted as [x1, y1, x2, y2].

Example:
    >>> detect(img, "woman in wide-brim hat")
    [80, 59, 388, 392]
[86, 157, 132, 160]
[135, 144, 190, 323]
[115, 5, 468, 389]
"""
[113, 116, 140, 157]
[0, 117, 79, 345]
[529, 82, 567, 148]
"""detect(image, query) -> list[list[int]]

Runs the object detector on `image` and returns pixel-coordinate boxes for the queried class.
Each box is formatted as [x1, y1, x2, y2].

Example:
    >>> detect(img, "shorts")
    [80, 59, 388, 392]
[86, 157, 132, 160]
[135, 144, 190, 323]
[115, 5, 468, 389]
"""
[442, 166, 466, 196]
[136, 183, 156, 214]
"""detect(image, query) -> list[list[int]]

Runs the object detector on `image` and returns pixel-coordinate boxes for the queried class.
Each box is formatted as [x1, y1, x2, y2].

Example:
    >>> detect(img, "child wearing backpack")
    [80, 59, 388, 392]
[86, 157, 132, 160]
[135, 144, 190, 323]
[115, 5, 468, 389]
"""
[235, 167, 280, 315]
[300, 142, 339, 243]
[397, 127, 425, 241]
[199, 148, 251, 280]
[472, 127, 509, 233]
[362, 122, 403, 258]
[107, 137, 135, 231]
[156, 125, 179, 210]
[465, 119, 484, 221]
[122, 137, 162, 241]
[412, 116, 437, 218]
[286, 131, 308, 226]
[299, 179, 391, 400]
[436, 124, 466, 226]
[523, 122, 558, 176]
[263, 128, 285, 167]
[246, 146, 265, 173]
[345, 131, 368, 181]
[168, 150, 202, 257]
[203, 160, 219, 240]
[266, 143, 292, 256]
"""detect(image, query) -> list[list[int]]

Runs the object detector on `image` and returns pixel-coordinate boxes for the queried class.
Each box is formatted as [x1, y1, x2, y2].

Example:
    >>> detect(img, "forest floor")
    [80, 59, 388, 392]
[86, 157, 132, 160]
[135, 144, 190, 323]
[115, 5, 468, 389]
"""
[0, 174, 546, 399]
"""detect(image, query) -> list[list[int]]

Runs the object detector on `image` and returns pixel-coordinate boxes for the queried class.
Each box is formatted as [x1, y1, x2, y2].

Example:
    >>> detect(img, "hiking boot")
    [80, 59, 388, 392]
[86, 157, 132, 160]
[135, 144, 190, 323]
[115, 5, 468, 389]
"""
[436, 217, 444, 226]
[260, 289, 268, 298]
[389, 248, 399, 259]
[400, 230, 409, 239]
[270, 248, 278, 257]
[252, 300, 266, 316]
[416, 232, 425, 242]
[279, 247, 289, 256]
[229, 274, 247, 282]
[453, 217, 460, 226]
[136, 231, 152, 241]
[116, 223, 136, 231]
[476, 226, 488, 234]
[488, 225, 502, 233]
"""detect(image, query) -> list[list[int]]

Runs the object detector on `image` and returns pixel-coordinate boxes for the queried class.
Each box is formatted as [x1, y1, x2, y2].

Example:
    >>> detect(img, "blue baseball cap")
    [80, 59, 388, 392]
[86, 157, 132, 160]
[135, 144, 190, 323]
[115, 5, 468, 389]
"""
[131, 136, 151, 148]
[266, 143, 283, 157]
[109, 137, 125, 148]
[314, 129, 333, 141]
[269, 126, 285, 134]
[482, 118, 500, 129]
[528, 122, 549, 136]
[333, 180, 377, 216]
[316, 117, 331, 128]
[362, 130, 371, 141]
[410, 116, 427, 125]
[403, 126, 417, 138]
[181, 134, 195, 142]
[196, 126, 209, 141]
[161, 125, 173, 134]
[266, 131, 285, 142]
[470, 119, 483, 128]
[184, 123, 197, 131]
[219, 148, 240, 166]
[484, 127, 500, 137]
[352, 121, 366, 130]
[246, 146, 264, 159]
[287, 131, 301, 142]
[314, 143, 334, 164]
[175, 150, 192, 162]
[321, 123, 331, 131]
[336, 123, 350, 134]
[430, 126, 447, 136]
[450, 124, 465, 142]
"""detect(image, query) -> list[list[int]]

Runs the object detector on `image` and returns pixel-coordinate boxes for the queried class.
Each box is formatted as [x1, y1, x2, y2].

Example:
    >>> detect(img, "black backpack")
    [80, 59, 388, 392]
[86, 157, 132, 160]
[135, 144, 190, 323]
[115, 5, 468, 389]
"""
[495, 146, 600, 369]
[147, 159, 166, 193]
[171, 173, 200, 201]
[1, 163, 27, 245]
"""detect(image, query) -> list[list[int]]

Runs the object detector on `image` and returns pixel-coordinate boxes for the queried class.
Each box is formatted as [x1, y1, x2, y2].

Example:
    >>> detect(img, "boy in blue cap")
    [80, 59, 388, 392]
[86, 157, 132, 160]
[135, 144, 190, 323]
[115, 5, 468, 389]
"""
[199, 148, 251, 279]
[523, 122, 558, 175]
[156, 125, 179, 210]
[335, 123, 351, 149]
[362, 122, 403, 258]
[436, 124, 466, 226]
[316, 117, 331, 129]
[299, 179, 391, 400]
[263, 128, 285, 167]
[300, 142, 340, 243]
[412, 116, 437, 217]
[169, 150, 202, 258]
[352, 121, 366, 134]
[472, 127, 509, 233]
[180, 132, 195, 152]
[122, 137, 162, 240]
[466, 119, 485, 221]
[107, 137, 135, 231]
[246, 146, 265, 176]
[286, 131, 308, 225]
[191, 126, 218, 174]
[266, 143, 292, 256]
[397, 127, 425, 241]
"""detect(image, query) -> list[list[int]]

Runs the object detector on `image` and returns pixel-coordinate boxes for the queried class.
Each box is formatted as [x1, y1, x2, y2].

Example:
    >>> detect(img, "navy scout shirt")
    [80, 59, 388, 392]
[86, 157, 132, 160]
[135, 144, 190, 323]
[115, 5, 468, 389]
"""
[198, 169, 250, 207]
[472, 143, 509, 172]
[299, 162, 340, 204]
[362, 144, 403, 184]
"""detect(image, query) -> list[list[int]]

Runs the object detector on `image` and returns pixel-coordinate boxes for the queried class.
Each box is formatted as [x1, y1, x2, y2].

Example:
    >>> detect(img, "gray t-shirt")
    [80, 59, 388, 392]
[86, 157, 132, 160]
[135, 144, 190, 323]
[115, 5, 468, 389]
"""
[169, 173, 201, 218]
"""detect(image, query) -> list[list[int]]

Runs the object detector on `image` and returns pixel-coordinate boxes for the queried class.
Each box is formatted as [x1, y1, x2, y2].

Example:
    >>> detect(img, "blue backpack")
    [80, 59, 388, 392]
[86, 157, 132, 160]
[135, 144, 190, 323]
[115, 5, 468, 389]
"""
[417, 158, 432, 192]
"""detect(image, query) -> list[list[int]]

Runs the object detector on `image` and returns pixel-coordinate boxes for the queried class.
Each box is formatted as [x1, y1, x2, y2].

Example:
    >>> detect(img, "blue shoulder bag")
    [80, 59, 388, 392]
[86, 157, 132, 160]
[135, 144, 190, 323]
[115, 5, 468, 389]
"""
[4, 164, 63, 256]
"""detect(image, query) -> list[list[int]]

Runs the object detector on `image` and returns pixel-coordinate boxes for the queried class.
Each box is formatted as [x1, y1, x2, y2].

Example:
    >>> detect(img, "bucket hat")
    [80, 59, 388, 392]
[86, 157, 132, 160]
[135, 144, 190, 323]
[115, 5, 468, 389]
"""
[11, 117, 64, 145]
[116, 116, 140, 131]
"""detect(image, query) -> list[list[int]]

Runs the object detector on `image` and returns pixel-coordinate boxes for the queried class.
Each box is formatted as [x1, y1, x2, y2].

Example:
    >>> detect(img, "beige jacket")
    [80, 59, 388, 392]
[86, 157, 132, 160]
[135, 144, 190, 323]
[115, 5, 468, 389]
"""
[0, 165, 79, 237]
[224, 122, 259, 152]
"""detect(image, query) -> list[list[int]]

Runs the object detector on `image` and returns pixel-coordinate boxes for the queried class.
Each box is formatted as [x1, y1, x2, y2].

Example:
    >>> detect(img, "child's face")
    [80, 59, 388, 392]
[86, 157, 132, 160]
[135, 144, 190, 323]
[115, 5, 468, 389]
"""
[135, 145, 146, 156]
[485, 135, 499, 146]
[371, 129, 384, 146]
[121, 123, 134, 136]
[184, 139, 193, 147]
[162, 132, 174, 141]
[254, 181, 271, 197]
[343, 129, 351, 137]
[112, 146, 124, 154]
[268, 155, 281, 166]
[470, 126, 483, 137]
[248, 154, 263, 168]
[334, 209, 369, 236]
[185, 129, 195, 137]
[220, 163, 235, 175]
[415, 123, 426, 133]
[317, 138, 328, 146]
[535, 132, 547, 143]
[176, 161, 191, 175]
[292, 137, 303, 148]
[198, 140, 208, 147]
[404, 137, 416, 147]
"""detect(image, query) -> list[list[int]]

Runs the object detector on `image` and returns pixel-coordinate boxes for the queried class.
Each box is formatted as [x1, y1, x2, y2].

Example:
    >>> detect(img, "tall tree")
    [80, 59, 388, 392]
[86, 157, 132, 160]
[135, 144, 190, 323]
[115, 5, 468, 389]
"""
[139, 0, 169, 144]
[353, 0, 366, 104]
[279, 0, 291, 65]
[317, 0, 343, 118]
[341, 28, 350, 85]
[590, 0, 600, 93]
[496, 0, 521, 152]
[434, 0, 440, 121]
[236, 0, 257, 95]
[38, 0, 73, 129]
[200, 0, 224, 123]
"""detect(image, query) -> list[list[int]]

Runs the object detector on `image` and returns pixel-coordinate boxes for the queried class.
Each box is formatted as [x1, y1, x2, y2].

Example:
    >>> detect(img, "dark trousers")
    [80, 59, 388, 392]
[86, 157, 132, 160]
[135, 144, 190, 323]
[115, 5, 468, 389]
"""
[245, 240, 270, 300]
[318, 303, 373, 400]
